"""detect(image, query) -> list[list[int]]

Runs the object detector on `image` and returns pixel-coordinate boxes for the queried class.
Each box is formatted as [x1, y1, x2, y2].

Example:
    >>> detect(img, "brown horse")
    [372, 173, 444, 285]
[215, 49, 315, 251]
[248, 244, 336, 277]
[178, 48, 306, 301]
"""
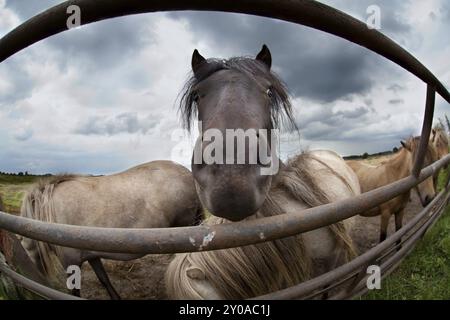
[431, 127, 449, 188]
[166, 152, 359, 299]
[347, 137, 437, 242]
[20, 160, 203, 299]
[180, 45, 296, 222]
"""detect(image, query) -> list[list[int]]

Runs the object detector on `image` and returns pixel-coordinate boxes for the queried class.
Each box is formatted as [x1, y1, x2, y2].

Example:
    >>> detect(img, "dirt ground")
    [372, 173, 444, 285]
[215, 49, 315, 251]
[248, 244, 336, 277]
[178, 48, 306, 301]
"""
[80, 254, 173, 300]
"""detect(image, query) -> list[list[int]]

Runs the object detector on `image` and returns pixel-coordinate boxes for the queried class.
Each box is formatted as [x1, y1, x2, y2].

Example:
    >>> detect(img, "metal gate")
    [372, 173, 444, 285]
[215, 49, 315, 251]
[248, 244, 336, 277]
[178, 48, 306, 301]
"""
[0, 0, 449, 300]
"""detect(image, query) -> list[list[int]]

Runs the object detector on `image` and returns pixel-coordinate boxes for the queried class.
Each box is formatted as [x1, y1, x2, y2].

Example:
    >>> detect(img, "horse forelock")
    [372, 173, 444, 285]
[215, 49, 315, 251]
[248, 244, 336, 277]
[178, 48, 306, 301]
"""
[178, 56, 297, 133]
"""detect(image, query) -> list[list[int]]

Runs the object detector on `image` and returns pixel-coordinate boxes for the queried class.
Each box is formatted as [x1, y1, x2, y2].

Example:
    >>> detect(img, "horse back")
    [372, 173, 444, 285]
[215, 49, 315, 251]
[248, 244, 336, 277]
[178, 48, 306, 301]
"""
[51, 161, 200, 228]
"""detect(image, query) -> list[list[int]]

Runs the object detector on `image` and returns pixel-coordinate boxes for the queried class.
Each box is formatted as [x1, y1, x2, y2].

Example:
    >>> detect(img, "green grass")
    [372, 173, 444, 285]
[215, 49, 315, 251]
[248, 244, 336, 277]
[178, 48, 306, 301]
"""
[0, 174, 39, 213]
[0, 184, 32, 213]
[0, 174, 40, 185]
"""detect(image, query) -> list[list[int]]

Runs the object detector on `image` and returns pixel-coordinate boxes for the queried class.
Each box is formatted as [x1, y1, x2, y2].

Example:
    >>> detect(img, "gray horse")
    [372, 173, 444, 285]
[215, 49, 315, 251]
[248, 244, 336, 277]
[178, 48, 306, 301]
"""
[20, 160, 203, 299]
[180, 44, 295, 222]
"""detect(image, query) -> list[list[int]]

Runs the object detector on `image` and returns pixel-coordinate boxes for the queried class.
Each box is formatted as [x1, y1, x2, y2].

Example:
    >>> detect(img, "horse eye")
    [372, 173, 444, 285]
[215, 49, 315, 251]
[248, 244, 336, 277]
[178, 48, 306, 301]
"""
[266, 88, 273, 98]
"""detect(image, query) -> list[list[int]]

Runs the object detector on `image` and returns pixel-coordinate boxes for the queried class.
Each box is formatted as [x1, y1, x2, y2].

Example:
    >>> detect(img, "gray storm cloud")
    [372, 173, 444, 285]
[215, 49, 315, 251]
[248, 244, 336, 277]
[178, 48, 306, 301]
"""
[0, 1, 448, 174]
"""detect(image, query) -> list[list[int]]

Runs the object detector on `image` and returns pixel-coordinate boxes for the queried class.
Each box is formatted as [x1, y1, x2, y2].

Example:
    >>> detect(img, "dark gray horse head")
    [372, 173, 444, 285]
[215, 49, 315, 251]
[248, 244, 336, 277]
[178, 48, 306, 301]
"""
[179, 45, 296, 221]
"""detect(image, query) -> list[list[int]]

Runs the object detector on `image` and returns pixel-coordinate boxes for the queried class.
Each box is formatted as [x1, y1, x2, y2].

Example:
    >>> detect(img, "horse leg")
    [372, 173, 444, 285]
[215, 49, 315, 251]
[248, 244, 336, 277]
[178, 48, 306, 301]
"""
[379, 209, 390, 243]
[394, 210, 404, 250]
[88, 258, 121, 300]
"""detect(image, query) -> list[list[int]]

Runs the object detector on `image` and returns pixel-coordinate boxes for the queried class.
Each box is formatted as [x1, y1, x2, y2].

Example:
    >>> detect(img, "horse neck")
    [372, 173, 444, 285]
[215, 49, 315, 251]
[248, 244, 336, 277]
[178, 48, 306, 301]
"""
[263, 153, 356, 260]
[386, 148, 413, 178]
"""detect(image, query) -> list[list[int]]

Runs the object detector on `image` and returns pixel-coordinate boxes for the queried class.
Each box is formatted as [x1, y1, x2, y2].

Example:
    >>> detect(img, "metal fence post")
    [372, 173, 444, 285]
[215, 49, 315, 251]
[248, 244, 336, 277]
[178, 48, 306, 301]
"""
[412, 85, 436, 177]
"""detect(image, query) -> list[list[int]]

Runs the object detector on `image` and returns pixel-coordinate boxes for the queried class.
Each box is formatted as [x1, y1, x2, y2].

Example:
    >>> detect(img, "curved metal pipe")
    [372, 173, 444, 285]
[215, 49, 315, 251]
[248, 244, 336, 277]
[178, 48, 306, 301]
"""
[412, 86, 436, 177]
[0, 155, 449, 255]
[0, 0, 449, 102]
[0, 260, 83, 300]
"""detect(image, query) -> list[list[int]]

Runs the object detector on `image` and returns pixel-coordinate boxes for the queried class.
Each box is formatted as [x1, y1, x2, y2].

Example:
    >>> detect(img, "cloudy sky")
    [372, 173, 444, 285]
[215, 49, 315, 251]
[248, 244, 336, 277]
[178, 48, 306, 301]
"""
[0, 0, 449, 175]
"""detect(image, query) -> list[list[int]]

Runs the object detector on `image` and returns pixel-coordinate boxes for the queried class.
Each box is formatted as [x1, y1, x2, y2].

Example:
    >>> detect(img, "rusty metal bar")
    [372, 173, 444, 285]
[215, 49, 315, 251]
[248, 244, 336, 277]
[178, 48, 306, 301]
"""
[302, 272, 358, 300]
[0, 0, 449, 103]
[0, 261, 83, 300]
[252, 188, 448, 299]
[0, 229, 49, 286]
[0, 155, 448, 255]
[412, 85, 436, 177]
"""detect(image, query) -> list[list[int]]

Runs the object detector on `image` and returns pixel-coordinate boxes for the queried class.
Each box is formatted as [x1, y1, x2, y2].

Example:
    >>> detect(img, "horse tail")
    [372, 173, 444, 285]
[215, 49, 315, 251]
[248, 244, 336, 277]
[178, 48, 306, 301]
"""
[328, 222, 357, 261]
[20, 175, 75, 282]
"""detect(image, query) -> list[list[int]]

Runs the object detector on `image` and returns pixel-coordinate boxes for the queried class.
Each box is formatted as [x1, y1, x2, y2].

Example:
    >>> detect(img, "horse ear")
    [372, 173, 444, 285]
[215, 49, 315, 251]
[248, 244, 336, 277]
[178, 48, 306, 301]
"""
[401, 140, 409, 150]
[256, 44, 272, 69]
[192, 49, 207, 76]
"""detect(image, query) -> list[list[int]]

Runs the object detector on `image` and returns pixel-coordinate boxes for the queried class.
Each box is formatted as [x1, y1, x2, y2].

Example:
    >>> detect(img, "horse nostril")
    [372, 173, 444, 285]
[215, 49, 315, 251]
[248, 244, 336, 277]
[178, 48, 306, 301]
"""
[424, 195, 432, 206]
